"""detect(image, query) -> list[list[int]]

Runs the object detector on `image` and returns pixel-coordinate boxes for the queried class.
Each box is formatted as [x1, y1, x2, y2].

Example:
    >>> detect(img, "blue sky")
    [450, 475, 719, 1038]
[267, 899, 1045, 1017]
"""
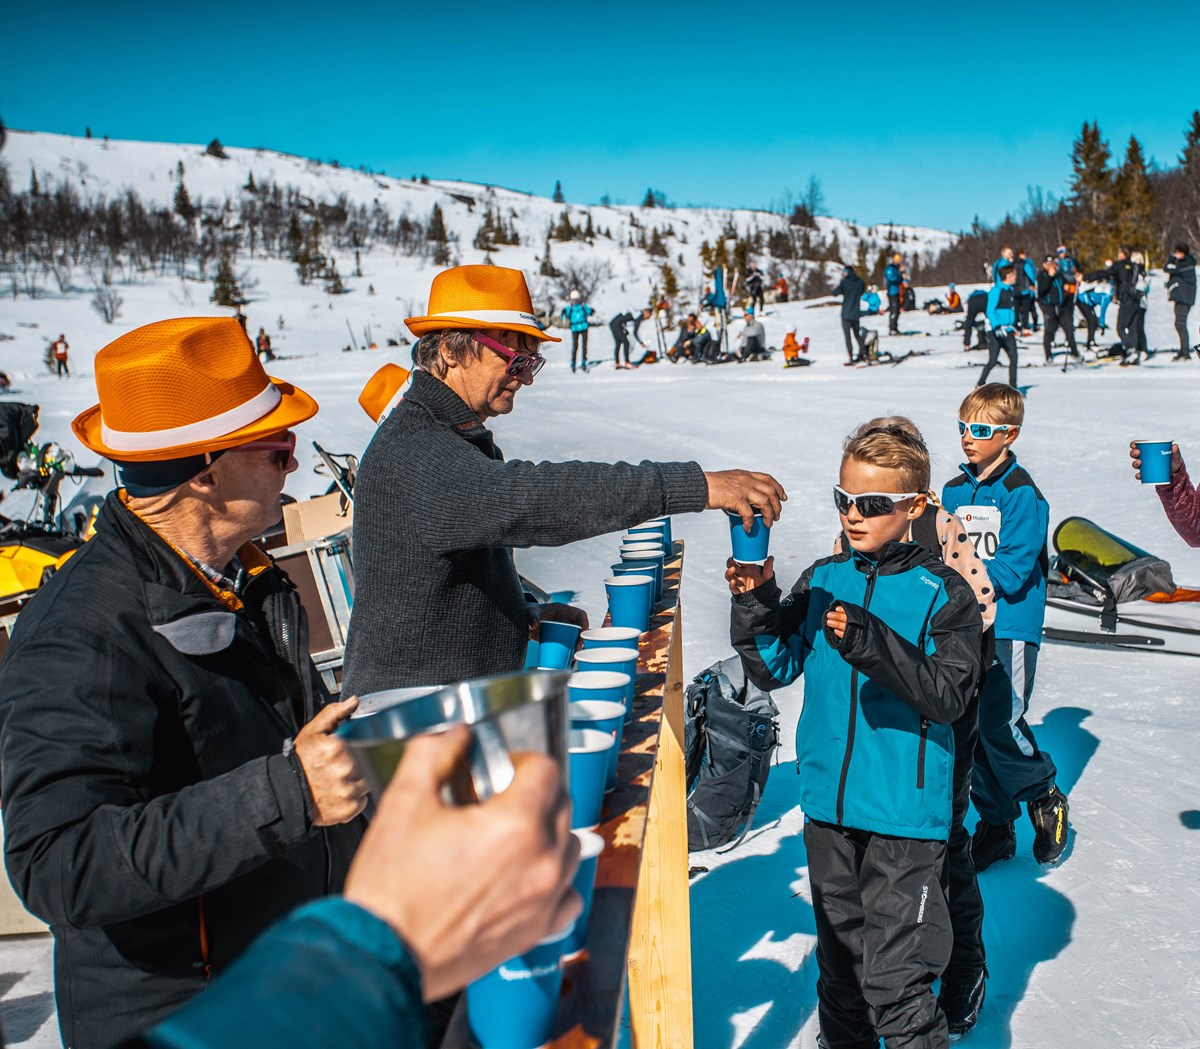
[5, 0, 1197, 231]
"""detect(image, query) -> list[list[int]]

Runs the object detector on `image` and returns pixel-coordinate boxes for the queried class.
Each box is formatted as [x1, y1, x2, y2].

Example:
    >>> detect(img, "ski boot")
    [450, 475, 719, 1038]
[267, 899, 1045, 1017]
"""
[970, 820, 1015, 872]
[1029, 786, 1069, 864]
[939, 965, 987, 1041]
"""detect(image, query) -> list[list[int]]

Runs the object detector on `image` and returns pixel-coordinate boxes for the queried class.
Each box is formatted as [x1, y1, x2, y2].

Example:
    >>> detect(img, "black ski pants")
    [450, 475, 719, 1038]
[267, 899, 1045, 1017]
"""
[1174, 301, 1193, 357]
[1042, 302, 1078, 360]
[972, 640, 1057, 825]
[962, 300, 987, 348]
[612, 331, 631, 366]
[842, 318, 867, 361]
[978, 330, 1018, 388]
[888, 294, 902, 334]
[749, 287, 765, 313]
[55, 359, 69, 378]
[945, 691, 986, 981]
[570, 329, 589, 370]
[1116, 298, 1140, 359]
[805, 819, 952, 1049]
[1077, 300, 1100, 348]
[741, 335, 768, 361]
[1017, 293, 1037, 332]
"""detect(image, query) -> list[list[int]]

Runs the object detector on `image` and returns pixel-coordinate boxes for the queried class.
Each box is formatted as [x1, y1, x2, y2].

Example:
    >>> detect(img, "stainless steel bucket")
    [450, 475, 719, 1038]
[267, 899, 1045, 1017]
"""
[340, 669, 571, 802]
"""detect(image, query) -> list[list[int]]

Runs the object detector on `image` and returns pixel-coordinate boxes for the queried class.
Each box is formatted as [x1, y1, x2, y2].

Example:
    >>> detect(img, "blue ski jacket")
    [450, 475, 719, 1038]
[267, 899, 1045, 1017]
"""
[731, 542, 983, 841]
[992, 256, 1014, 284]
[884, 263, 903, 294]
[986, 283, 1016, 332]
[862, 291, 881, 313]
[941, 453, 1049, 645]
[561, 302, 594, 333]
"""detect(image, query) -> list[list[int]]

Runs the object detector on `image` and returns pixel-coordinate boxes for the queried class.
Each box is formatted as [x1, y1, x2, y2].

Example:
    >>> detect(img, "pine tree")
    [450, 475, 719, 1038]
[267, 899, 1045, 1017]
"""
[205, 138, 228, 159]
[323, 259, 344, 294]
[244, 171, 257, 193]
[173, 181, 196, 221]
[1112, 135, 1155, 256]
[428, 204, 450, 265]
[539, 235, 558, 277]
[646, 228, 667, 257]
[1069, 121, 1113, 265]
[660, 262, 679, 299]
[552, 180, 565, 203]
[854, 240, 869, 276]
[210, 253, 243, 306]
[1178, 111, 1200, 243]
[642, 188, 658, 208]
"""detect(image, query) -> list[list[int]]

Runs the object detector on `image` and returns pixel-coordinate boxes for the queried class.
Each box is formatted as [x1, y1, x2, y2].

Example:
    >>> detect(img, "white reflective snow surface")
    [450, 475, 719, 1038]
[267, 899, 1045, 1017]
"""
[2, 131, 1199, 1049]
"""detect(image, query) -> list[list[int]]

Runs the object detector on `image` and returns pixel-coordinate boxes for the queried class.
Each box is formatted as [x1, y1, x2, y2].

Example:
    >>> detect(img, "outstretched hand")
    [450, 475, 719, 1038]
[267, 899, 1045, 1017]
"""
[705, 469, 787, 530]
[726, 555, 775, 594]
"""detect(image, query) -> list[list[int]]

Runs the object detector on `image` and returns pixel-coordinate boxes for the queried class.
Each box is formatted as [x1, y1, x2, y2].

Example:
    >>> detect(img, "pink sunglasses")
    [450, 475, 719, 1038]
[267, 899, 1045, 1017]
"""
[473, 333, 546, 379]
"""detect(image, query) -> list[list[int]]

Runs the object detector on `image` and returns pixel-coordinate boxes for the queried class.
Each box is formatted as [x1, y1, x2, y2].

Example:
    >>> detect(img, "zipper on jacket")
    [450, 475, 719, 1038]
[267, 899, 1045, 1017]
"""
[917, 719, 928, 789]
[836, 566, 877, 825]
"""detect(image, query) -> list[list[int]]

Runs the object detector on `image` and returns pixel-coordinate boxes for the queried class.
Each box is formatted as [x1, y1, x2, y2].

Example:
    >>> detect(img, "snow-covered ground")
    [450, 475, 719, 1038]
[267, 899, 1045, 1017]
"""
[2, 132, 1199, 1049]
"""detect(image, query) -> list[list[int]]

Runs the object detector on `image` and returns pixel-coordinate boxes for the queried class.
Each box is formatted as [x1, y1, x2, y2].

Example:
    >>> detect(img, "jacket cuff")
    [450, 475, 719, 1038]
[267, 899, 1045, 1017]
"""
[732, 578, 781, 609]
[292, 898, 422, 985]
[264, 752, 317, 850]
[1156, 465, 1190, 496]
[824, 601, 866, 653]
[654, 461, 708, 515]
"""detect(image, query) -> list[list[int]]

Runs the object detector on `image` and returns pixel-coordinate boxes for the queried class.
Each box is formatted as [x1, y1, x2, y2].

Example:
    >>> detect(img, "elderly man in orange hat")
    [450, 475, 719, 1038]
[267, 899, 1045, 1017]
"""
[343, 265, 787, 696]
[0, 318, 374, 1048]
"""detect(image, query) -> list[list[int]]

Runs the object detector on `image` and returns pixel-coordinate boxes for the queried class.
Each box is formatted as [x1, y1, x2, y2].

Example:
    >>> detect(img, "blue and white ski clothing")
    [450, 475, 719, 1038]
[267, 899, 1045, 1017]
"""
[992, 257, 1013, 284]
[561, 302, 594, 333]
[1078, 286, 1112, 326]
[1021, 258, 1038, 295]
[985, 283, 1017, 333]
[941, 454, 1049, 645]
[884, 263, 903, 295]
[862, 290, 881, 313]
[731, 542, 983, 841]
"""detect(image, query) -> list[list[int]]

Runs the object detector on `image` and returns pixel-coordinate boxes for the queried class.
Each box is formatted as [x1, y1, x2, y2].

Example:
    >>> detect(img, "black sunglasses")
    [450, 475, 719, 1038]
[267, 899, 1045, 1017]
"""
[833, 485, 919, 518]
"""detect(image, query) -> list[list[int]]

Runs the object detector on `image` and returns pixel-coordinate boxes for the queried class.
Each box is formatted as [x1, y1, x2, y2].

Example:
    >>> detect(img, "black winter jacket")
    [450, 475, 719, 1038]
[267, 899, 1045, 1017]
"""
[342, 371, 707, 694]
[1085, 259, 1143, 303]
[0, 492, 363, 1049]
[1164, 253, 1197, 306]
[832, 270, 866, 319]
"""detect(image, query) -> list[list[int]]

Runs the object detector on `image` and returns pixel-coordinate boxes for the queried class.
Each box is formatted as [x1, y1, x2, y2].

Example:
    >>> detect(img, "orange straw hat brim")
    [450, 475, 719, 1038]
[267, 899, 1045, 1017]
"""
[72, 378, 318, 463]
[404, 314, 559, 343]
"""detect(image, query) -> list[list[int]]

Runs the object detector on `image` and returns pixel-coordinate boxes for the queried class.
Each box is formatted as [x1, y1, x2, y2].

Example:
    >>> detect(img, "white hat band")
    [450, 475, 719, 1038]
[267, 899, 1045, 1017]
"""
[101, 382, 282, 453]
[425, 308, 539, 327]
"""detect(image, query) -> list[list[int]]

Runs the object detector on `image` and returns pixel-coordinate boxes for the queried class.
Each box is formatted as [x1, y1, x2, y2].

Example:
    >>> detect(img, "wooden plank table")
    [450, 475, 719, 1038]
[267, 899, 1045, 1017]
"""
[445, 544, 693, 1049]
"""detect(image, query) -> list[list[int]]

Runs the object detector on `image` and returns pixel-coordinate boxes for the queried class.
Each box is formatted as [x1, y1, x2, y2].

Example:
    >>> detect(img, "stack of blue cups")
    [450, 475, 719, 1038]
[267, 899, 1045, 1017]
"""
[618, 539, 665, 602]
[574, 646, 639, 721]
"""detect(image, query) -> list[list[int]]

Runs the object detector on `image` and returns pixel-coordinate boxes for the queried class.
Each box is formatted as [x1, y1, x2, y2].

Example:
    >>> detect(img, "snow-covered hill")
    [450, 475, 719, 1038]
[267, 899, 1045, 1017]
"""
[2, 129, 956, 324]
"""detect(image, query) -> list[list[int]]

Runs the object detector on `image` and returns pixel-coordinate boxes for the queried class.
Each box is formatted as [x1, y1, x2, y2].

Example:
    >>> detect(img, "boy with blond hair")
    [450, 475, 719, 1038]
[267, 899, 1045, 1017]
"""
[729, 425, 984, 1049]
[941, 384, 1068, 875]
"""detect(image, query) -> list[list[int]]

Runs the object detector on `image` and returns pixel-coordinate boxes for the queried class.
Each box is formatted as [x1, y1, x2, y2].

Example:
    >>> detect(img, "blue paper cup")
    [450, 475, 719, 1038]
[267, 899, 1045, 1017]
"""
[563, 829, 605, 959]
[581, 626, 642, 650]
[523, 641, 540, 670]
[568, 671, 630, 707]
[605, 575, 653, 632]
[1134, 439, 1174, 485]
[466, 925, 571, 1049]
[574, 646, 639, 719]
[621, 546, 665, 600]
[627, 521, 667, 546]
[536, 620, 581, 669]
[727, 511, 770, 564]
[569, 696, 626, 791]
[569, 728, 614, 829]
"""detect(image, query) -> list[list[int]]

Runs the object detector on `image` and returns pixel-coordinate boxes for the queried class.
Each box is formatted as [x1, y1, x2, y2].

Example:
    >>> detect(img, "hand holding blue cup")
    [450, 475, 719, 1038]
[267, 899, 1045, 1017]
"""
[537, 620, 581, 669]
[728, 511, 770, 565]
[1132, 439, 1176, 485]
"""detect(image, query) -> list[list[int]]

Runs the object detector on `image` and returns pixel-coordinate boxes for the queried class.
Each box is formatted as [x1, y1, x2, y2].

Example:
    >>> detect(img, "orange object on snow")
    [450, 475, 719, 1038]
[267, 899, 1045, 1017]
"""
[782, 333, 808, 361]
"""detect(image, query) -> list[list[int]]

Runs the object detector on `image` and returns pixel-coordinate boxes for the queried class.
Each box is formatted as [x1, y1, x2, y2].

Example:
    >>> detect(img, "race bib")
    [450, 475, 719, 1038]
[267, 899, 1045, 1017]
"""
[960, 506, 1002, 560]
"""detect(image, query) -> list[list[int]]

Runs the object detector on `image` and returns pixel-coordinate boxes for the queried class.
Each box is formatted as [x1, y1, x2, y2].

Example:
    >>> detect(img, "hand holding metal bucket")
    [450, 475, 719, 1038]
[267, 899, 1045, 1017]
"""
[339, 670, 571, 803]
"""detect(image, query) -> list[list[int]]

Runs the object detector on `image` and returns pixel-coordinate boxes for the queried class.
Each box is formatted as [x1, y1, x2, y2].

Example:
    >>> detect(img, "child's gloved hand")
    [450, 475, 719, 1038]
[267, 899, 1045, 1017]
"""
[726, 556, 774, 594]
[825, 604, 848, 640]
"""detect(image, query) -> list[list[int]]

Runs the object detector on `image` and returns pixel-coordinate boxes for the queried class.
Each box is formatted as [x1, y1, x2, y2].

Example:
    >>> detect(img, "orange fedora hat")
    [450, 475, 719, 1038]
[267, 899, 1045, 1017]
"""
[405, 265, 559, 342]
[72, 317, 318, 462]
[359, 363, 411, 423]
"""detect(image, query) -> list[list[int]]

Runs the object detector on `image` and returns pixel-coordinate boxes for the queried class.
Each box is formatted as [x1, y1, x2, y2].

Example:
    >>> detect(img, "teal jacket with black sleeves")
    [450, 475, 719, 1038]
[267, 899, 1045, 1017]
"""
[730, 541, 983, 840]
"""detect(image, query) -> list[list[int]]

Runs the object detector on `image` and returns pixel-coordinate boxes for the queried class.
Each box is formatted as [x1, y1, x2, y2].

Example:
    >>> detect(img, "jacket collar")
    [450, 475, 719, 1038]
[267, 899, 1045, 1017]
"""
[957, 451, 1018, 491]
[402, 369, 490, 440]
[842, 536, 934, 575]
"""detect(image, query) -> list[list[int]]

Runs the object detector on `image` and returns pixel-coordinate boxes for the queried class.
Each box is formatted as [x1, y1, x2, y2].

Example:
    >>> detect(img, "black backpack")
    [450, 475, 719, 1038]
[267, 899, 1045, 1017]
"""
[684, 657, 780, 852]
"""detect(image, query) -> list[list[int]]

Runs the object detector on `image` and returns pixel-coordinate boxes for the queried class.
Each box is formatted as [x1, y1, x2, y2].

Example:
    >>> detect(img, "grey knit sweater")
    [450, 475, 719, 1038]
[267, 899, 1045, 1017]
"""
[341, 371, 707, 695]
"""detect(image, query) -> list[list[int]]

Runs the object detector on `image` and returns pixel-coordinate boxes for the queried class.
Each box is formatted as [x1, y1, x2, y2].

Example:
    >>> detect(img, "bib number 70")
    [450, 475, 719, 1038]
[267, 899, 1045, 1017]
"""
[960, 507, 1001, 561]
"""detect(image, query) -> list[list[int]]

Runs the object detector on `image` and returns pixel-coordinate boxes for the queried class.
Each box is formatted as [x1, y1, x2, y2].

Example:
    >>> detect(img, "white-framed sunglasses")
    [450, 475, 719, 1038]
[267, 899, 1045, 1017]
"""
[833, 485, 920, 518]
[958, 420, 1015, 440]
